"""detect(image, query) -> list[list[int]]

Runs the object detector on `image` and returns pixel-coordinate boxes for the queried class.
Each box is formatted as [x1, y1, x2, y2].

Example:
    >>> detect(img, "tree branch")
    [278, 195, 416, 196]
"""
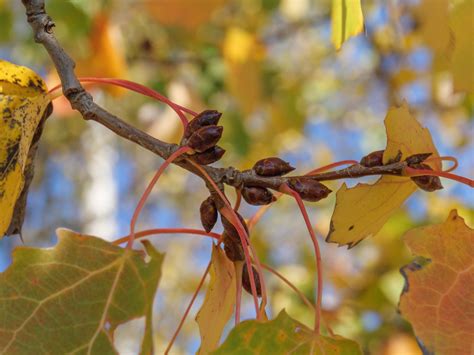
[21, 0, 412, 196]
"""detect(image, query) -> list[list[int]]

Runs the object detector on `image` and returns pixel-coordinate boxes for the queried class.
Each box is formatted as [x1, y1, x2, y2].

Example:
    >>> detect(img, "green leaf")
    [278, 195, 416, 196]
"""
[0, 229, 164, 354]
[331, 0, 364, 50]
[213, 310, 362, 355]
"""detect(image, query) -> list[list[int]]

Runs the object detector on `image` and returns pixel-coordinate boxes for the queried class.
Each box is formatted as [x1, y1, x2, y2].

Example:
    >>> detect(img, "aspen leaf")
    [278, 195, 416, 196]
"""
[326, 103, 440, 247]
[0, 60, 51, 237]
[399, 210, 474, 355]
[0, 229, 164, 354]
[331, 0, 364, 50]
[196, 245, 236, 354]
[213, 310, 362, 354]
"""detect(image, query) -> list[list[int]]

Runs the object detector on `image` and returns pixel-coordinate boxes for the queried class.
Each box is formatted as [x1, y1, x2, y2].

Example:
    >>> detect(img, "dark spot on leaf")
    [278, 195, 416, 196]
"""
[0, 141, 20, 174]
[348, 225, 354, 231]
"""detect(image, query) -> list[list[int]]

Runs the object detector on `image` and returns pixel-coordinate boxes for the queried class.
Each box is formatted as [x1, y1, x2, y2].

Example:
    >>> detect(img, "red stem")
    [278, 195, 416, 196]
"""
[248, 160, 358, 231]
[50, 77, 197, 128]
[279, 184, 322, 333]
[234, 188, 242, 211]
[128, 146, 191, 249]
[187, 159, 264, 319]
[424, 155, 459, 173]
[112, 228, 220, 245]
[164, 262, 211, 355]
[405, 167, 474, 187]
[234, 262, 243, 325]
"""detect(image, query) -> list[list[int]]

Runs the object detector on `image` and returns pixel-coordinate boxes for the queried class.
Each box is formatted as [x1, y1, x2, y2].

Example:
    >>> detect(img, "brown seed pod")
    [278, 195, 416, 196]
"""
[221, 212, 249, 243]
[253, 157, 295, 177]
[184, 110, 222, 139]
[223, 234, 245, 261]
[200, 196, 218, 232]
[288, 178, 332, 202]
[409, 163, 443, 192]
[242, 264, 262, 297]
[241, 186, 275, 206]
[187, 125, 223, 153]
[192, 146, 226, 165]
[360, 150, 384, 167]
[405, 152, 432, 165]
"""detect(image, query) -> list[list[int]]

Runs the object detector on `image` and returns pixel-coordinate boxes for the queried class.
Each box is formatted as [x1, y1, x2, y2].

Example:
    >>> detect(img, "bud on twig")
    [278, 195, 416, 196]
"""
[192, 146, 226, 165]
[200, 196, 218, 232]
[223, 234, 245, 261]
[405, 152, 432, 165]
[288, 178, 332, 202]
[360, 150, 384, 167]
[253, 157, 295, 177]
[184, 110, 222, 139]
[221, 212, 249, 243]
[241, 186, 275, 206]
[242, 264, 262, 297]
[409, 163, 443, 192]
[187, 125, 223, 153]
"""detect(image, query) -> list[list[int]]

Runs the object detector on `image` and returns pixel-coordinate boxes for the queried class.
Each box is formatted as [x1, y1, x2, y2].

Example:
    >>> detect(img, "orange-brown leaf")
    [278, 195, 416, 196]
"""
[399, 210, 474, 355]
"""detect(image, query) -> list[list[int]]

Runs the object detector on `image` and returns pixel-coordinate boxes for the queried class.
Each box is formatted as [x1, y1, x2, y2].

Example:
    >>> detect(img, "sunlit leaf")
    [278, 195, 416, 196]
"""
[331, 0, 364, 50]
[196, 245, 236, 354]
[0, 60, 51, 237]
[213, 310, 362, 354]
[223, 27, 264, 115]
[326, 103, 440, 247]
[399, 210, 474, 355]
[450, 0, 474, 93]
[0, 229, 164, 354]
[415, 0, 450, 54]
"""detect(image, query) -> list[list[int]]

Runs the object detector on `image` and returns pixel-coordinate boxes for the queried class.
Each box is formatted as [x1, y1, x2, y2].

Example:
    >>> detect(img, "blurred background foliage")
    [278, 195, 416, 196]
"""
[1, 0, 473, 353]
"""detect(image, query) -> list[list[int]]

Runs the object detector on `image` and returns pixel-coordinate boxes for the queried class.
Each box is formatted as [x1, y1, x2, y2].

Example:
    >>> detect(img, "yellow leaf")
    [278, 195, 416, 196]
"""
[326, 103, 440, 247]
[415, 0, 450, 54]
[196, 245, 236, 354]
[331, 0, 364, 50]
[450, 0, 474, 93]
[0, 60, 51, 237]
[223, 27, 264, 115]
[399, 210, 474, 355]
